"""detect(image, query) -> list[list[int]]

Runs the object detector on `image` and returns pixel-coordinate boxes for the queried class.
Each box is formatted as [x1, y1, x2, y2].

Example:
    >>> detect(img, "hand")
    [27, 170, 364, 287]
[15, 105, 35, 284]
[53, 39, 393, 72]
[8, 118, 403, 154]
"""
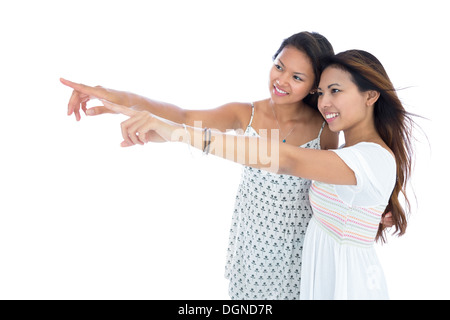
[381, 211, 393, 228]
[60, 78, 117, 121]
[101, 100, 172, 146]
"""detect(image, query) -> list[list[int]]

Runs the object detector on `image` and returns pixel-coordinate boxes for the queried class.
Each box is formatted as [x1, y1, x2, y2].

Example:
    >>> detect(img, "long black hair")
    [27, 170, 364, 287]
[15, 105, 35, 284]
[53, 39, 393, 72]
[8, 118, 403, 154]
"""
[322, 50, 416, 242]
[273, 31, 334, 109]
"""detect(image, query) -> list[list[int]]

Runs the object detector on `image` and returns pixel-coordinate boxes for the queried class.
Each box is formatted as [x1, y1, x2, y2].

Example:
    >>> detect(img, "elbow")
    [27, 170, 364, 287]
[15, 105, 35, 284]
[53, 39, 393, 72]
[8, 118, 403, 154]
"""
[274, 144, 307, 178]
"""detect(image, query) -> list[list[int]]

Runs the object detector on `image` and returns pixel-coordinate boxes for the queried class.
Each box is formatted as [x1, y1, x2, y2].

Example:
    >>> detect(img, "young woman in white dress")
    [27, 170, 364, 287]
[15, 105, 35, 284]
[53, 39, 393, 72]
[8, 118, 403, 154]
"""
[93, 49, 412, 299]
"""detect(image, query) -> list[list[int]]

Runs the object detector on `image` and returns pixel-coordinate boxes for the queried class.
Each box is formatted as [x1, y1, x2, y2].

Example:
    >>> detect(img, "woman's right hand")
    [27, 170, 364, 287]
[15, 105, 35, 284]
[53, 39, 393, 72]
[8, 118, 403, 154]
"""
[60, 78, 120, 121]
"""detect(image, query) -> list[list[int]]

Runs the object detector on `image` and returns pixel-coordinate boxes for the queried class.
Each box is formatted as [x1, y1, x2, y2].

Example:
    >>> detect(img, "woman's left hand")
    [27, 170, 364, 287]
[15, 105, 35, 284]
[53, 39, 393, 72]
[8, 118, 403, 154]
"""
[381, 211, 394, 228]
[101, 99, 173, 146]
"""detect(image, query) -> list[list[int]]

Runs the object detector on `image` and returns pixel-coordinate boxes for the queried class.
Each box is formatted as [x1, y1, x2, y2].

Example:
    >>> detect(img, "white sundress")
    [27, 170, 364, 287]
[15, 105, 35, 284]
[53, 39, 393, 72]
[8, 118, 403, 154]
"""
[300, 142, 396, 300]
[225, 103, 326, 300]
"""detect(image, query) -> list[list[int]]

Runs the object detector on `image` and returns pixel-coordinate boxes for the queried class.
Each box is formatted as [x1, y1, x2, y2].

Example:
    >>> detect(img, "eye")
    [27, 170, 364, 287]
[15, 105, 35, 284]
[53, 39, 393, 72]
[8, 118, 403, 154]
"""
[274, 64, 283, 71]
[317, 91, 323, 96]
[293, 75, 303, 81]
[331, 88, 341, 94]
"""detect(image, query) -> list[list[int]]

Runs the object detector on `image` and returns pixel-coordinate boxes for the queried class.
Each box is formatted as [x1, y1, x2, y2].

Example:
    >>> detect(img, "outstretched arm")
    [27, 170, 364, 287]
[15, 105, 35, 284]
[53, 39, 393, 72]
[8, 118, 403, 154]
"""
[102, 100, 357, 186]
[60, 78, 249, 131]
[61, 78, 187, 123]
[99, 101, 395, 227]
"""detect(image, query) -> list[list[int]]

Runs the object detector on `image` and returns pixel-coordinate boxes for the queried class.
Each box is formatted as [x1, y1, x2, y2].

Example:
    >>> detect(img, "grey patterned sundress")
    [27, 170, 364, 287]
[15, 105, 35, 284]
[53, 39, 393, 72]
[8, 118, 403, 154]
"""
[225, 103, 325, 299]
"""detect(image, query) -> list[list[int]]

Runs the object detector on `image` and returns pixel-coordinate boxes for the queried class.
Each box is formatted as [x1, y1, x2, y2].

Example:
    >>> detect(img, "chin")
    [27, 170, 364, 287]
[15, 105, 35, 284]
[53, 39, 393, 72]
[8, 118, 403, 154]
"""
[326, 123, 342, 133]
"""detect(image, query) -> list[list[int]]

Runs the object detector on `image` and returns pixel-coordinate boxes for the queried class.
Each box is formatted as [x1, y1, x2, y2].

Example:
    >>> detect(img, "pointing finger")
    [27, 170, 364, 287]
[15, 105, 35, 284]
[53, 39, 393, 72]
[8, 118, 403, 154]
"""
[60, 78, 103, 98]
[86, 106, 115, 116]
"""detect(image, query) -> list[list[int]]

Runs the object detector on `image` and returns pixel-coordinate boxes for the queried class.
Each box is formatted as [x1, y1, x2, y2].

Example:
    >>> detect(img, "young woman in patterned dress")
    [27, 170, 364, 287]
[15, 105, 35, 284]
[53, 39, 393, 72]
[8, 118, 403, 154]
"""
[62, 33, 393, 299]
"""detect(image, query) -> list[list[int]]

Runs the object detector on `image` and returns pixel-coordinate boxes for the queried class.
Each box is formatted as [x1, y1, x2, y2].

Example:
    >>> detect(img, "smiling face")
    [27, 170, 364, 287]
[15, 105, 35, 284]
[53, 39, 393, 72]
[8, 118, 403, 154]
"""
[317, 66, 377, 134]
[269, 46, 315, 105]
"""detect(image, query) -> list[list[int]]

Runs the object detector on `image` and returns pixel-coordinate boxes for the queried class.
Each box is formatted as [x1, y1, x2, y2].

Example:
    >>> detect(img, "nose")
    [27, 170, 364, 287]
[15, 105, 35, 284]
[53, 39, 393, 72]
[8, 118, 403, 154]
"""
[318, 92, 331, 111]
[276, 73, 290, 86]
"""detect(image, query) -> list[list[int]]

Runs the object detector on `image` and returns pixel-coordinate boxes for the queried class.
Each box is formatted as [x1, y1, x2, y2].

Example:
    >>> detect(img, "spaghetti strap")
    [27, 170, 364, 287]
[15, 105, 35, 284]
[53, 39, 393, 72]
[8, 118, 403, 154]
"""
[317, 121, 326, 138]
[247, 102, 255, 128]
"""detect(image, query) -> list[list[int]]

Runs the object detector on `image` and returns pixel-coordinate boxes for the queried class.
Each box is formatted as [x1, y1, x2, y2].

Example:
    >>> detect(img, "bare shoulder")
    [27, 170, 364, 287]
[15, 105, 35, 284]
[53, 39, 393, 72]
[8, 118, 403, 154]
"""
[221, 102, 253, 128]
[243, 99, 272, 130]
[184, 101, 252, 131]
[304, 108, 336, 146]
[221, 101, 253, 114]
[213, 101, 253, 131]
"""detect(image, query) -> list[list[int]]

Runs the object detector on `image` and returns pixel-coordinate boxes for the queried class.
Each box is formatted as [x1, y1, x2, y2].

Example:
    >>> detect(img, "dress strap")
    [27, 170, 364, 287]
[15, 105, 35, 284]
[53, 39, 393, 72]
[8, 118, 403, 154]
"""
[247, 102, 255, 128]
[317, 121, 326, 138]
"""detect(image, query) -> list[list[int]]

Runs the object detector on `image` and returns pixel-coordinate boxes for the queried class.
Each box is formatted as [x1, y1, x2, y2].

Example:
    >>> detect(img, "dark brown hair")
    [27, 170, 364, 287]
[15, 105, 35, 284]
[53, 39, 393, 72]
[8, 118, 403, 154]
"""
[323, 50, 415, 242]
[273, 31, 334, 109]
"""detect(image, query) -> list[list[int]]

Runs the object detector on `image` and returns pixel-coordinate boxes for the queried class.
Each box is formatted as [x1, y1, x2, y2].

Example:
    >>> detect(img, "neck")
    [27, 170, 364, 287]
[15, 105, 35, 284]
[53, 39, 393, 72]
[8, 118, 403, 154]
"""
[343, 121, 381, 147]
[269, 100, 310, 122]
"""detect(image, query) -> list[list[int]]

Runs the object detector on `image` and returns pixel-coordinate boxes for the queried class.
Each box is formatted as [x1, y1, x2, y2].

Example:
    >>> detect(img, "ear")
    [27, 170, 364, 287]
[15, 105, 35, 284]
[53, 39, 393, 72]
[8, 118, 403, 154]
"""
[366, 90, 380, 107]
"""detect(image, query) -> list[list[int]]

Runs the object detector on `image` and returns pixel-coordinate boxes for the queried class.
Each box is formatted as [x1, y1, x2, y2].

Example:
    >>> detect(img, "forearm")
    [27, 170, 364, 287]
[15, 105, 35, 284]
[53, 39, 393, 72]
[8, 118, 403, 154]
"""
[103, 100, 357, 186]
[177, 124, 282, 174]
[105, 89, 186, 124]
[103, 100, 279, 173]
[130, 94, 187, 124]
[163, 120, 355, 185]
[176, 124, 353, 185]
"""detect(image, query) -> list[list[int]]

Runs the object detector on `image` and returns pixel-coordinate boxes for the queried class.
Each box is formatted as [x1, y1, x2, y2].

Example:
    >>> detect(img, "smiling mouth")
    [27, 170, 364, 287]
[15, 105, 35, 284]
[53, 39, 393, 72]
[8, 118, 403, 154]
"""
[273, 85, 289, 96]
[325, 112, 339, 121]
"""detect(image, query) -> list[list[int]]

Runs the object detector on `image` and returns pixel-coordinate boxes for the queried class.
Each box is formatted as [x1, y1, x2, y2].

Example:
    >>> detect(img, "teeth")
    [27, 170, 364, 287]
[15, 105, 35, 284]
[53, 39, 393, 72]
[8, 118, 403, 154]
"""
[274, 86, 288, 94]
[325, 113, 339, 119]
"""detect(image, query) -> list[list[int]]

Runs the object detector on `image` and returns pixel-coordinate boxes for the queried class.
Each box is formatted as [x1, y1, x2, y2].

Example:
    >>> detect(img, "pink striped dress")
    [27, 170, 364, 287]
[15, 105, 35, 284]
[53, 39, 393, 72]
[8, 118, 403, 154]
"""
[300, 142, 396, 299]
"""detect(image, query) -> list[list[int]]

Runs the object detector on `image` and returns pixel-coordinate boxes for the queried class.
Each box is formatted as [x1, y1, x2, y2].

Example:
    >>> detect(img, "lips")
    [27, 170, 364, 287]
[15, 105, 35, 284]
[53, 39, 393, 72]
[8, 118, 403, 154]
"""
[324, 112, 339, 122]
[273, 85, 289, 96]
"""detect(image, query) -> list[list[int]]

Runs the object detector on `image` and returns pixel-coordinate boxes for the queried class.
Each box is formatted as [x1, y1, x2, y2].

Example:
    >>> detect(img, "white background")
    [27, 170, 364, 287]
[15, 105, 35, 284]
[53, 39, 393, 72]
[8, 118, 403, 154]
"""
[0, 0, 448, 299]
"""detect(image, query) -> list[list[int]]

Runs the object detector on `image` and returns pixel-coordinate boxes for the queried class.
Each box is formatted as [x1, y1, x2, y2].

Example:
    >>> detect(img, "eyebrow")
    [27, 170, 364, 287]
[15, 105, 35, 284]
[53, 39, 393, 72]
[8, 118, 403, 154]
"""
[317, 83, 341, 90]
[278, 59, 307, 77]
